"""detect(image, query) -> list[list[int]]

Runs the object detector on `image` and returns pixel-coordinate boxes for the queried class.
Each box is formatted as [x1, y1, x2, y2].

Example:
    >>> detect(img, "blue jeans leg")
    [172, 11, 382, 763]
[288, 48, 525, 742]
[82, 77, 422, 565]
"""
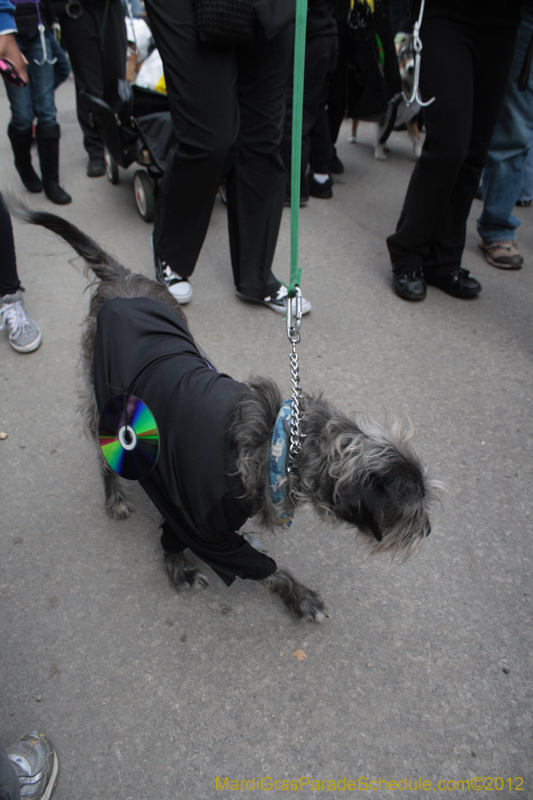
[517, 141, 533, 201]
[6, 32, 58, 133]
[477, 7, 533, 242]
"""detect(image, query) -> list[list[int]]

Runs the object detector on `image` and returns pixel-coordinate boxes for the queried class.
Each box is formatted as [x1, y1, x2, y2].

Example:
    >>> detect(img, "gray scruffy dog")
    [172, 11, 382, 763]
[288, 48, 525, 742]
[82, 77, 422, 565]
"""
[12, 202, 442, 622]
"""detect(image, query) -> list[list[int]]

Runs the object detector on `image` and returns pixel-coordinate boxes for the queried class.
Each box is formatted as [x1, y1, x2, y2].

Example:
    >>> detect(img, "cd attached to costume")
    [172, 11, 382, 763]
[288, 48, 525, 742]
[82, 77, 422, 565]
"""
[99, 394, 159, 480]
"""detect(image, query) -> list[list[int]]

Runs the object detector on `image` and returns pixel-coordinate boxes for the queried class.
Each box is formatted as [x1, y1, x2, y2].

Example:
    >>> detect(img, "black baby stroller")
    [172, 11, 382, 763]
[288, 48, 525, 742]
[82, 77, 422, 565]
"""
[84, 79, 174, 222]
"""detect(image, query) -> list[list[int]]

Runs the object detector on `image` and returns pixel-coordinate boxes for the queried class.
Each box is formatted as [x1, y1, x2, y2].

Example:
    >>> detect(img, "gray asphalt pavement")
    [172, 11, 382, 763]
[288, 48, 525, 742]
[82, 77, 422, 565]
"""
[1, 76, 532, 800]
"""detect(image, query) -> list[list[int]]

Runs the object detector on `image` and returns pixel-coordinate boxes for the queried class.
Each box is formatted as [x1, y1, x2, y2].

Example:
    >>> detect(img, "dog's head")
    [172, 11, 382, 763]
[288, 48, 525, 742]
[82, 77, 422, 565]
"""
[396, 33, 415, 89]
[299, 407, 442, 560]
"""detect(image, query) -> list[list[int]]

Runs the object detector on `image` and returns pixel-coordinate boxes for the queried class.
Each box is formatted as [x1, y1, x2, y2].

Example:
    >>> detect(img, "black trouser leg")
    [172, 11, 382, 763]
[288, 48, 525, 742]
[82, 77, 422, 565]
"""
[327, 20, 350, 147]
[282, 34, 338, 200]
[387, 18, 517, 277]
[60, 0, 127, 159]
[145, 0, 238, 277]
[226, 26, 292, 298]
[0, 193, 22, 296]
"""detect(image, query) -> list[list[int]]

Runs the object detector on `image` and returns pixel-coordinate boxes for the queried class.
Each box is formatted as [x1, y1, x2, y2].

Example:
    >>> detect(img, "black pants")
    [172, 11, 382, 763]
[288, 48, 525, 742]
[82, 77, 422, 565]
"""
[281, 33, 338, 199]
[0, 194, 21, 297]
[144, 0, 292, 298]
[60, 0, 127, 159]
[387, 17, 517, 277]
[327, 19, 351, 149]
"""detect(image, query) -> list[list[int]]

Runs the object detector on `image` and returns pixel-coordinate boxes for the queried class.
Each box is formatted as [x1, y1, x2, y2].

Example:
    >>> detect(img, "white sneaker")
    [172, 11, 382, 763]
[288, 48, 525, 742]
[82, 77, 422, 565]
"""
[154, 252, 192, 304]
[236, 284, 312, 315]
[0, 290, 42, 353]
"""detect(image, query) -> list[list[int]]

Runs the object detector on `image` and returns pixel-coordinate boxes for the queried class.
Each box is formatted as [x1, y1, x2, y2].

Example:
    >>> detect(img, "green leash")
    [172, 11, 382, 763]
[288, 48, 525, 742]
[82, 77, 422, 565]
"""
[287, 0, 308, 301]
[285, 0, 308, 489]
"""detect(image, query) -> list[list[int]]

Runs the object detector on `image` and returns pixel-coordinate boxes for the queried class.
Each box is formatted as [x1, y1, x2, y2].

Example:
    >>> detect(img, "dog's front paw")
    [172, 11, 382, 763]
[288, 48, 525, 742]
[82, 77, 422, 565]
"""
[296, 588, 329, 623]
[374, 146, 387, 161]
[107, 499, 135, 520]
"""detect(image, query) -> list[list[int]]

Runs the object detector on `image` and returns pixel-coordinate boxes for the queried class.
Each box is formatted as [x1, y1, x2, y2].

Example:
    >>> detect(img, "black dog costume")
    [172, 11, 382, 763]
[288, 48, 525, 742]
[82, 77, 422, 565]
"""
[94, 296, 277, 585]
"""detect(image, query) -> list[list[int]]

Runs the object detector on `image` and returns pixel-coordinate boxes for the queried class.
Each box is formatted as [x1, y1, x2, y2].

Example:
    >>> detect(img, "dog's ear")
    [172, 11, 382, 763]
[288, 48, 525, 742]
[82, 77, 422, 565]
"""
[336, 482, 389, 541]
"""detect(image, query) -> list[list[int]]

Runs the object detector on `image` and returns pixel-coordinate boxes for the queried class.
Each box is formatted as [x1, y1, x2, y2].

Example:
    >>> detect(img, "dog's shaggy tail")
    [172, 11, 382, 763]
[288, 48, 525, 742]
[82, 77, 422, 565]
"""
[7, 195, 129, 282]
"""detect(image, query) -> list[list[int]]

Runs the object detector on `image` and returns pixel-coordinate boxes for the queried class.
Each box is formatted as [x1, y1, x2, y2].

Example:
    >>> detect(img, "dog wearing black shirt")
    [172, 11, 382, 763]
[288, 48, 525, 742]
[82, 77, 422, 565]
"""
[11, 202, 442, 622]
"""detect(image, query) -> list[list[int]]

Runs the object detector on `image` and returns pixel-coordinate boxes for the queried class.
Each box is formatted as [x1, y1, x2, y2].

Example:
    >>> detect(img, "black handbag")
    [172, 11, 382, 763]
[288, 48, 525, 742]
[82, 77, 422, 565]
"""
[191, 0, 259, 46]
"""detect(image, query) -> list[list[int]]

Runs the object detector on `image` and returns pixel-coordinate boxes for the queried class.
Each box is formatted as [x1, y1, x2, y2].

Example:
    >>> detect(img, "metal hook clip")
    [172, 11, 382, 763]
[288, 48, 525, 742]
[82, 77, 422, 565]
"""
[286, 286, 302, 344]
[34, 24, 57, 66]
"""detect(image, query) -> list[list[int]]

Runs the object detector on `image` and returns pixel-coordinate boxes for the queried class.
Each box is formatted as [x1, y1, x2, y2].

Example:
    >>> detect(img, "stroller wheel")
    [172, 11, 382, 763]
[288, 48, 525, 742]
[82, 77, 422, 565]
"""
[105, 148, 119, 185]
[134, 170, 155, 222]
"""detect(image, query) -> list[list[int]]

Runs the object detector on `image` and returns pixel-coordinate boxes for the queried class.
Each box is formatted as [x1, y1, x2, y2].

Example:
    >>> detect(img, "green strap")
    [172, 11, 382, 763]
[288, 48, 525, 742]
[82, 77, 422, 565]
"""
[287, 0, 308, 298]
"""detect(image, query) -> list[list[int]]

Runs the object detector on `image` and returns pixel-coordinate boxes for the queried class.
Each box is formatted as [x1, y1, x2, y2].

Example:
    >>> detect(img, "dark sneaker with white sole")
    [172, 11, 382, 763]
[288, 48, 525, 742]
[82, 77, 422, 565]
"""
[236, 284, 312, 315]
[154, 253, 192, 304]
[7, 731, 58, 800]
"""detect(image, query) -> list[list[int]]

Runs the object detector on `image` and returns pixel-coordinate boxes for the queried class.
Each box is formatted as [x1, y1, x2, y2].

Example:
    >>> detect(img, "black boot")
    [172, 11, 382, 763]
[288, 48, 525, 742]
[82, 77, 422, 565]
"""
[8, 125, 43, 193]
[36, 124, 72, 205]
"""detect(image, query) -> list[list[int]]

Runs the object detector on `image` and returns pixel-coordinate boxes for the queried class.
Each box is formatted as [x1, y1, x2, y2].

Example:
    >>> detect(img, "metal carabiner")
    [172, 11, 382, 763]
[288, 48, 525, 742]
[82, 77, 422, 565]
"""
[34, 23, 57, 66]
[286, 286, 302, 344]
[401, 0, 435, 109]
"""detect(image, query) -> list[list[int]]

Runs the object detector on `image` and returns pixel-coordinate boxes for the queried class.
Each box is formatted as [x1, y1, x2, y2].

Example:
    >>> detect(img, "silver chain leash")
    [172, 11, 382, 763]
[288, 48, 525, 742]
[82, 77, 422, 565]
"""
[286, 288, 303, 484]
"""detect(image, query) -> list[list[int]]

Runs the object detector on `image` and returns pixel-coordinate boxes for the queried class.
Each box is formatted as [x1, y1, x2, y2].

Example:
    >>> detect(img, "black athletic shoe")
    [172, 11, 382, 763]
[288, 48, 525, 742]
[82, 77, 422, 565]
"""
[308, 173, 333, 199]
[425, 268, 481, 298]
[392, 265, 427, 301]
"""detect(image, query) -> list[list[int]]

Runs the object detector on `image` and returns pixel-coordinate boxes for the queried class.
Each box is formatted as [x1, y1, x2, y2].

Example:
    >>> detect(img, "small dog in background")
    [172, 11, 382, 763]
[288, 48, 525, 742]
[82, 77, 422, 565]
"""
[350, 33, 422, 161]
[10, 200, 442, 623]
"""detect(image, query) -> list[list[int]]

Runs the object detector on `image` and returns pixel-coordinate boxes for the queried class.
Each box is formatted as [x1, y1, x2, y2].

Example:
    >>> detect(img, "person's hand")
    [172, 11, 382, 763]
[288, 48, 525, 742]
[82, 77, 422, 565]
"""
[0, 32, 29, 84]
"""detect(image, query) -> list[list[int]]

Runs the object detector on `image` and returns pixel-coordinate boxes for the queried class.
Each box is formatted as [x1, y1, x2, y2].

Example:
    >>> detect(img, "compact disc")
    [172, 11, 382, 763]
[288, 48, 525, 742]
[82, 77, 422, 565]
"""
[98, 394, 159, 480]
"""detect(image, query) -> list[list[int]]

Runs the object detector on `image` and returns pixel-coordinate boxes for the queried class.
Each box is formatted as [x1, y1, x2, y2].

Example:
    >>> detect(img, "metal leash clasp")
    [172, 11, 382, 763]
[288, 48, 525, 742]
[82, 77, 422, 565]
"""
[402, 0, 434, 108]
[34, 23, 57, 65]
[286, 285, 302, 344]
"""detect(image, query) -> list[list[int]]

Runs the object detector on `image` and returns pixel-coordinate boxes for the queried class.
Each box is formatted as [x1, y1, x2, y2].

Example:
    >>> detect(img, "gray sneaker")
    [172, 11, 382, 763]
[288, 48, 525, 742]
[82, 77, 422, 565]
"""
[0, 290, 42, 353]
[7, 731, 58, 800]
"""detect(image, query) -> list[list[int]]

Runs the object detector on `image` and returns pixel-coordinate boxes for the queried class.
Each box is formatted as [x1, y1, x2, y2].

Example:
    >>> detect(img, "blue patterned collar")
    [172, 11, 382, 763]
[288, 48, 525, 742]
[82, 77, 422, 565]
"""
[269, 400, 293, 527]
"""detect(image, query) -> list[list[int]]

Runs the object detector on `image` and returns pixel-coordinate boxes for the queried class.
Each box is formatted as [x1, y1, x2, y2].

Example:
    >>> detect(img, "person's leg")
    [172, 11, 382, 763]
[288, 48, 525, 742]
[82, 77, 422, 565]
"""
[100, 0, 127, 109]
[60, 9, 108, 162]
[0, 194, 42, 353]
[0, 192, 22, 296]
[227, 24, 293, 300]
[427, 23, 517, 279]
[144, 0, 238, 280]
[517, 142, 533, 202]
[327, 19, 350, 153]
[51, 37, 71, 89]
[5, 35, 42, 193]
[476, 9, 533, 264]
[308, 34, 338, 197]
[387, 18, 477, 274]
[18, 32, 72, 204]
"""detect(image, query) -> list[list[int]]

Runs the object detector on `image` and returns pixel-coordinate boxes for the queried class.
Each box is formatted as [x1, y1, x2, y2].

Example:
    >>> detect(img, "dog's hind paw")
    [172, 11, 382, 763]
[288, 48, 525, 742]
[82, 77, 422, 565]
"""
[107, 499, 135, 520]
[184, 569, 209, 591]
[164, 552, 209, 592]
